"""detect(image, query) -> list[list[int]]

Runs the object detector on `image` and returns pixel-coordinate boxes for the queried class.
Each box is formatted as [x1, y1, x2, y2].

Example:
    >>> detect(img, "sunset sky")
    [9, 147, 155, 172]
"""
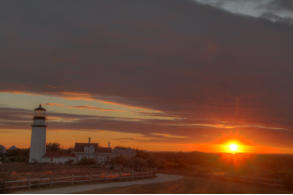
[1, 0, 293, 154]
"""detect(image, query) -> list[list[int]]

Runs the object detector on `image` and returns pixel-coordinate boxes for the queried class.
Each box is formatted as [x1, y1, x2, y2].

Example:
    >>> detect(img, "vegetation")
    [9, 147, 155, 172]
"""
[123, 150, 293, 190]
[46, 143, 61, 152]
[1, 143, 73, 163]
[1, 148, 29, 163]
[46, 142, 73, 154]
[0, 162, 110, 181]
[283, 171, 293, 190]
[80, 177, 290, 194]
[77, 157, 97, 165]
[0, 181, 4, 193]
[110, 153, 153, 171]
[2, 142, 293, 191]
[134, 151, 293, 177]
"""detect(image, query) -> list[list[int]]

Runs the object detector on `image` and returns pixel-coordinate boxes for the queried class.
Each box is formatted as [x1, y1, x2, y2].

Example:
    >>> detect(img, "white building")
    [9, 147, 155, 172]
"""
[112, 147, 136, 159]
[74, 140, 137, 164]
[74, 138, 113, 164]
[29, 105, 47, 163]
[41, 152, 75, 164]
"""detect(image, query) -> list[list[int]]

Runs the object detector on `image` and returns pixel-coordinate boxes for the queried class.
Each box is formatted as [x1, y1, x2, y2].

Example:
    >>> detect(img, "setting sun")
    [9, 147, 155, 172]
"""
[224, 141, 243, 154]
[229, 143, 238, 153]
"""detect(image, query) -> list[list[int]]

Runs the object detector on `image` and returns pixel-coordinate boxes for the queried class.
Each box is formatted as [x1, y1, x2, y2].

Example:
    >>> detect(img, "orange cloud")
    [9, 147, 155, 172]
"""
[44, 102, 65, 107]
[54, 91, 161, 112]
[0, 90, 162, 114]
[99, 99, 161, 113]
[46, 115, 78, 122]
[59, 91, 95, 101]
[69, 105, 125, 113]
[0, 90, 36, 96]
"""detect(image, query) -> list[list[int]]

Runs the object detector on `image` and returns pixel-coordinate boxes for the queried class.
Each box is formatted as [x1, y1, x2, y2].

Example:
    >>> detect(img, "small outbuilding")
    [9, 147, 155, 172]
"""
[41, 152, 75, 164]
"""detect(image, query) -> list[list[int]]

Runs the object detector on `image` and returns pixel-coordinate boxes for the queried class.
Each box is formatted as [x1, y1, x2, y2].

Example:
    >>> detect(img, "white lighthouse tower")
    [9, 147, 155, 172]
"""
[29, 104, 47, 163]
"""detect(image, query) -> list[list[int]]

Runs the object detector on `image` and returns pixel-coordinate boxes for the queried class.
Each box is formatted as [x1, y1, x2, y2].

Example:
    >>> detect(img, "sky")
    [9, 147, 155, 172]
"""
[1, 0, 293, 153]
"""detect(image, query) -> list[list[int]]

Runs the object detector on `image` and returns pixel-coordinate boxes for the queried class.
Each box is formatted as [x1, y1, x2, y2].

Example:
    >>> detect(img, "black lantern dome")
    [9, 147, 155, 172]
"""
[34, 104, 46, 119]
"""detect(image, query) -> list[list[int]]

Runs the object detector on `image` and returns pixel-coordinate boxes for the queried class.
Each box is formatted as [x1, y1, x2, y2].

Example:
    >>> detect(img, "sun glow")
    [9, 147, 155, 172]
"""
[226, 141, 241, 154]
[229, 143, 238, 152]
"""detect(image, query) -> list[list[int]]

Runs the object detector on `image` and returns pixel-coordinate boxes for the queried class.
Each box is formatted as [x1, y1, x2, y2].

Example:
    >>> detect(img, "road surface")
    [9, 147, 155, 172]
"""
[16, 174, 183, 194]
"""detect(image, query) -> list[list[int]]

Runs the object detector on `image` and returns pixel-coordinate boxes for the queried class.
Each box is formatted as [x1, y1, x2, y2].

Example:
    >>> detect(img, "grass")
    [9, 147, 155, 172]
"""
[0, 162, 108, 180]
[79, 176, 291, 194]
[12, 175, 156, 194]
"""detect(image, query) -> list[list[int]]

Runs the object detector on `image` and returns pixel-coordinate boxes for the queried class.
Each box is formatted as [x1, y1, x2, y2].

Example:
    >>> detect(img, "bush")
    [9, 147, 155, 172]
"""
[46, 143, 61, 152]
[78, 157, 96, 165]
[0, 174, 6, 193]
[283, 172, 293, 190]
[65, 159, 74, 165]
[4, 148, 29, 162]
[0, 181, 4, 193]
[131, 157, 148, 170]
[110, 156, 131, 167]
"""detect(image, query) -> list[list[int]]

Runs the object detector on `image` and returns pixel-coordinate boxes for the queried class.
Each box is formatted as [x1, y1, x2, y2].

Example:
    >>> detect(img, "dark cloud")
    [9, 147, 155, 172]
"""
[267, 0, 293, 12]
[264, 0, 293, 25]
[194, 0, 293, 25]
[1, 0, 293, 148]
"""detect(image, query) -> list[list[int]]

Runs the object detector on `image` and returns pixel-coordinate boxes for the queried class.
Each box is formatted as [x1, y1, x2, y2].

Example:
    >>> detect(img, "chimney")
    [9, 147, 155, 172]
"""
[108, 142, 111, 148]
[88, 137, 91, 144]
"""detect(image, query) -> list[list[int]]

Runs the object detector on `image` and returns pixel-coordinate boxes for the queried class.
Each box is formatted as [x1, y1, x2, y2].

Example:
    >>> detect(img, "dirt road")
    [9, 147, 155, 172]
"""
[16, 174, 183, 194]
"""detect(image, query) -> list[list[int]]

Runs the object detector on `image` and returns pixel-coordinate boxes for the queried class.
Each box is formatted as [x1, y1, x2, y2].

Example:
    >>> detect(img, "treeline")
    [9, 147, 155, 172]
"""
[107, 151, 223, 172]
[46, 143, 73, 153]
[112, 151, 293, 181]
[147, 151, 293, 177]
[0, 148, 29, 162]
[0, 143, 72, 163]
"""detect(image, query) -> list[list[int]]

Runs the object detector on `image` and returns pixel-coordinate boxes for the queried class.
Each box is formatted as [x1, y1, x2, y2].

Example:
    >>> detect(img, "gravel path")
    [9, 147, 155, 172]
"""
[16, 174, 183, 194]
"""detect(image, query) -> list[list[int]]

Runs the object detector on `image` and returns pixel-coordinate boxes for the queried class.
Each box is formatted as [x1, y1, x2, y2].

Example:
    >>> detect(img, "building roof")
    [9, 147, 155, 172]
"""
[74, 143, 112, 153]
[114, 146, 132, 150]
[74, 143, 98, 152]
[96, 147, 112, 153]
[43, 152, 75, 158]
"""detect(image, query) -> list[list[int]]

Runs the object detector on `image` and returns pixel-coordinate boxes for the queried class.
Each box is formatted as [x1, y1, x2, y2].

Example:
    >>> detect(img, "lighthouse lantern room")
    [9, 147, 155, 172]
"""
[29, 104, 47, 163]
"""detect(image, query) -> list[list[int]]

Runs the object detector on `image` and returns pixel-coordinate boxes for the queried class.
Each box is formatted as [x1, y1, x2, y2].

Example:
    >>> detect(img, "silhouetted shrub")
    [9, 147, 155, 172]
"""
[110, 156, 131, 167]
[4, 148, 29, 162]
[283, 171, 293, 190]
[65, 159, 74, 165]
[46, 143, 61, 152]
[78, 157, 96, 165]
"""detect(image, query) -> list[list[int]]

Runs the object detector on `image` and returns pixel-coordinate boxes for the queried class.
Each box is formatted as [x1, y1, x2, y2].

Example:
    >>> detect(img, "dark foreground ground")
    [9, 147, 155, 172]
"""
[79, 176, 291, 194]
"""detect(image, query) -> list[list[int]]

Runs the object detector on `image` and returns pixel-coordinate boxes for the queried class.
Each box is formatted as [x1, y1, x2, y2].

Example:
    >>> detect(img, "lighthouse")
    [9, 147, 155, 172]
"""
[29, 104, 47, 163]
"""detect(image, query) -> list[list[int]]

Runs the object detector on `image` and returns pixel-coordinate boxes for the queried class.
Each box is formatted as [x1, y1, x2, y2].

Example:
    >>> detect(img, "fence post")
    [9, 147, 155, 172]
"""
[71, 174, 74, 184]
[0, 180, 5, 193]
[90, 173, 94, 182]
[50, 176, 53, 187]
[27, 176, 31, 189]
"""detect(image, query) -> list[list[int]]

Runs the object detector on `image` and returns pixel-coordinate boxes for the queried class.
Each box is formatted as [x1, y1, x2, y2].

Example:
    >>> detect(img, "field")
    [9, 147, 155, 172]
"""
[2, 151, 293, 193]
[79, 176, 291, 194]
[0, 162, 107, 180]
[0, 162, 156, 193]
